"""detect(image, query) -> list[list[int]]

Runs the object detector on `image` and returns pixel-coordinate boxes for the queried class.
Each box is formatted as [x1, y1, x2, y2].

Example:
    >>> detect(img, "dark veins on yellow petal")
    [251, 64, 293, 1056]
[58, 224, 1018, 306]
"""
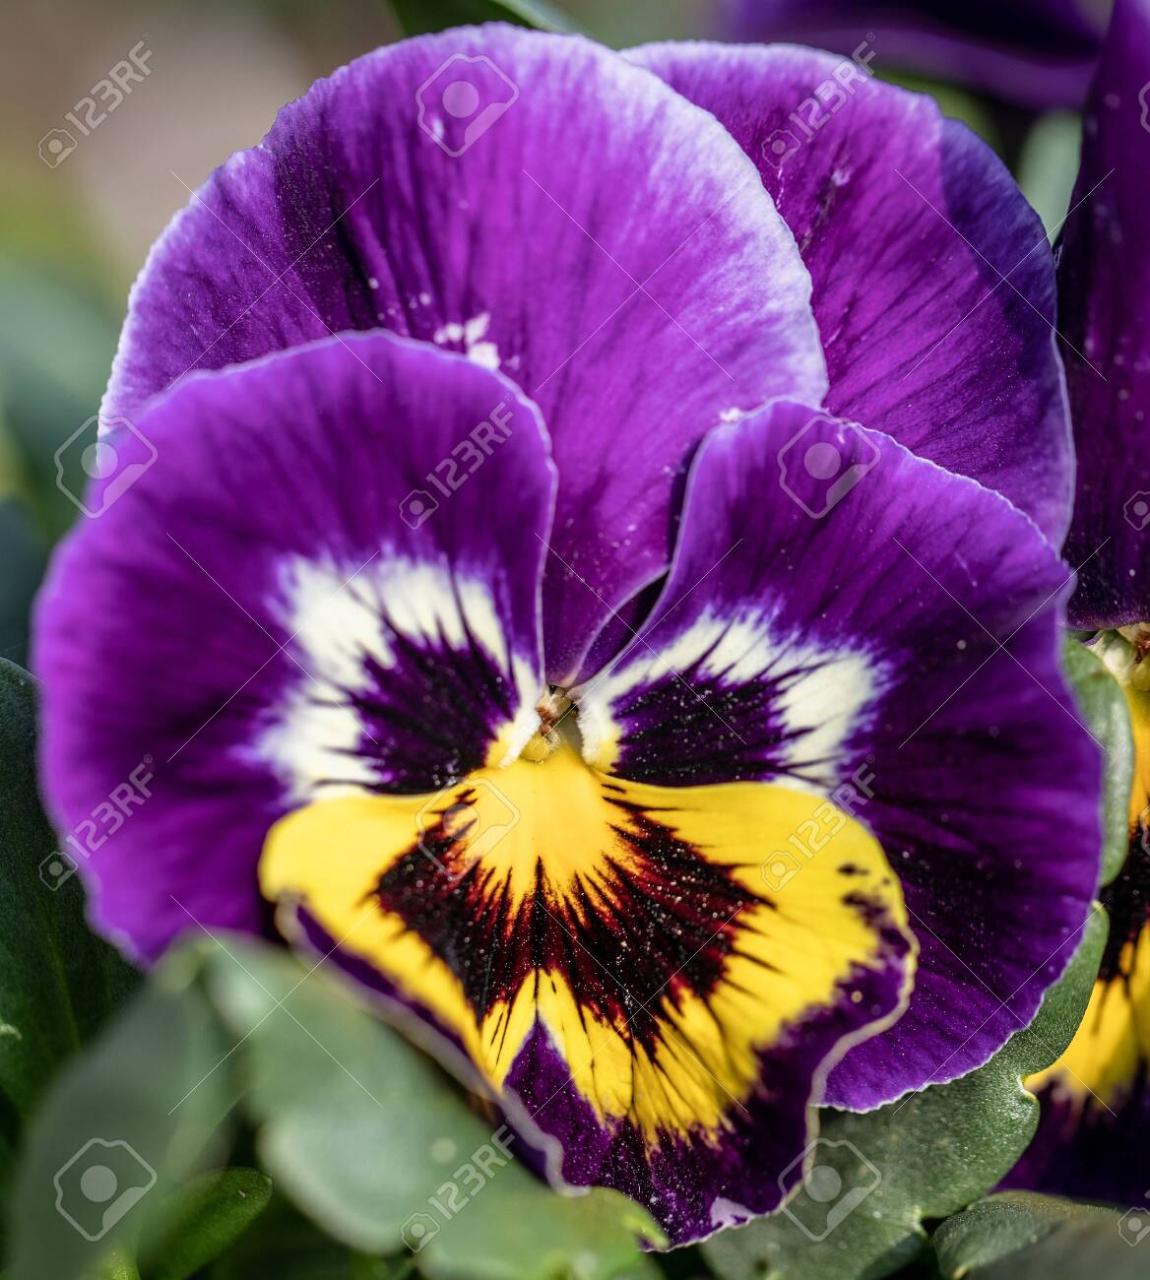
[375, 783, 771, 1052]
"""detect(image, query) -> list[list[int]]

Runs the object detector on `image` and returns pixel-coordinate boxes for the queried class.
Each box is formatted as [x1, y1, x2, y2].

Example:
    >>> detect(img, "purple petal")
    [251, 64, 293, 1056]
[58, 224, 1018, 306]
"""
[577, 399, 1101, 1107]
[1060, 0, 1150, 628]
[34, 333, 554, 960]
[630, 41, 1074, 546]
[723, 1, 1104, 109]
[102, 27, 826, 682]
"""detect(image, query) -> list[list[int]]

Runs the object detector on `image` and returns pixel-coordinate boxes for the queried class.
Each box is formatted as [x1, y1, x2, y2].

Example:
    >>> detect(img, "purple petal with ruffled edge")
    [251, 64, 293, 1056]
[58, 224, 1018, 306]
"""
[724, 1, 1104, 109]
[34, 332, 554, 960]
[576, 400, 1101, 1107]
[630, 41, 1074, 546]
[1060, 0, 1150, 627]
[101, 26, 826, 683]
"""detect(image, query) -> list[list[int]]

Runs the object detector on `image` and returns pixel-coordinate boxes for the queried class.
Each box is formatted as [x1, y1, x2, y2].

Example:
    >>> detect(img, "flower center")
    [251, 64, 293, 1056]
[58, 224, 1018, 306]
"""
[519, 687, 579, 763]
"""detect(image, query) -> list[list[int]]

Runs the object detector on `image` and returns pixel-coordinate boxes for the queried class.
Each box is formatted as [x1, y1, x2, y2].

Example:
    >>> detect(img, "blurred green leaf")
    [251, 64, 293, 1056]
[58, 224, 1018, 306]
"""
[702, 906, 1108, 1280]
[931, 1191, 1127, 1277]
[877, 72, 996, 149]
[202, 938, 657, 1277]
[202, 1191, 408, 1279]
[0, 257, 118, 540]
[389, 0, 575, 35]
[6, 957, 232, 1280]
[0, 659, 137, 1128]
[1062, 637, 1133, 885]
[139, 1167, 272, 1280]
[1017, 113, 1082, 241]
[0, 500, 46, 668]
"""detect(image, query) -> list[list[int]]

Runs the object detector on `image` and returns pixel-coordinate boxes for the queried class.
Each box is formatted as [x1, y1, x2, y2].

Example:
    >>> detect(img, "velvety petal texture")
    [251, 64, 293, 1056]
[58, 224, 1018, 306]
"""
[264, 752, 914, 1242]
[103, 25, 826, 681]
[35, 333, 554, 959]
[631, 41, 1074, 545]
[577, 401, 1100, 1106]
[1060, 0, 1150, 628]
[34, 22, 1108, 1247]
[725, 0, 1105, 108]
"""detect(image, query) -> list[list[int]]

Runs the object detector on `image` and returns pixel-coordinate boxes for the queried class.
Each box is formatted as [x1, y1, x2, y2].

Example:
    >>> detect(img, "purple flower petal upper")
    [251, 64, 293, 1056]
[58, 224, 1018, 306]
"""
[1060, 0, 1150, 628]
[102, 26, 826, 683]
[630, 41, 1074, 545]
[576, 399, 1101, 1106]
[725, 0, 1105, 109]
[35, 332, 554, 960]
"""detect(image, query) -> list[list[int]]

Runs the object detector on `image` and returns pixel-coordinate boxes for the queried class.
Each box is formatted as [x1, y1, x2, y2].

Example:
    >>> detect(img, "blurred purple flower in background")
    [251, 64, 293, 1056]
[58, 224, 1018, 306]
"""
[728, 0, 1109, 107]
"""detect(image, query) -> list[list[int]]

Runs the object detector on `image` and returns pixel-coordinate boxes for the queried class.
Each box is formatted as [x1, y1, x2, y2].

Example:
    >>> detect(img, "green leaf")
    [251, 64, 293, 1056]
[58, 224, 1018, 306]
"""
[6, 960, 232, 1280]
[138, 1168, 272, 1280]
[200, 1191, 407, 1280]
[931, 1191, 1126, 1277]
[1062, 636, 1133, 885]
[702, 906, 1107, 1280]
[0, 499, 46, 669]
[200, 937, 657, 1277]
[0, 659, 138, 1126]
[875, 73, 996, 149]
[388, 0, 575, 35]
[1017, 113, 1083, 242]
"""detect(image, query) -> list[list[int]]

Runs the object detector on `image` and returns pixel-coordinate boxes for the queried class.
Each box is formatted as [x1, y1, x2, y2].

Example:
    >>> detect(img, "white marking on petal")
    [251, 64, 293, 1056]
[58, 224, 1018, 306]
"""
[434, 313, 501, 370]
[249, 555, 539, 803]
[577, 609, 887, 793]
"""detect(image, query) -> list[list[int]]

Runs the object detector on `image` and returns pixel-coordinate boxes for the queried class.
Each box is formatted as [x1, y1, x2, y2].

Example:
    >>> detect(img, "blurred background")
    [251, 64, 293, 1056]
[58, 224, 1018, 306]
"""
[0, 0, 1103, 669]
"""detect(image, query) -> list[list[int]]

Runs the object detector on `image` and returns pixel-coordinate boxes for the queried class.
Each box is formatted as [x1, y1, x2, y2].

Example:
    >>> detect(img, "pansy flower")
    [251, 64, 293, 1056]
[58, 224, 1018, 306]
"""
[35, 27, 1101, 1243]
[1008, 0, 1150, 1205]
